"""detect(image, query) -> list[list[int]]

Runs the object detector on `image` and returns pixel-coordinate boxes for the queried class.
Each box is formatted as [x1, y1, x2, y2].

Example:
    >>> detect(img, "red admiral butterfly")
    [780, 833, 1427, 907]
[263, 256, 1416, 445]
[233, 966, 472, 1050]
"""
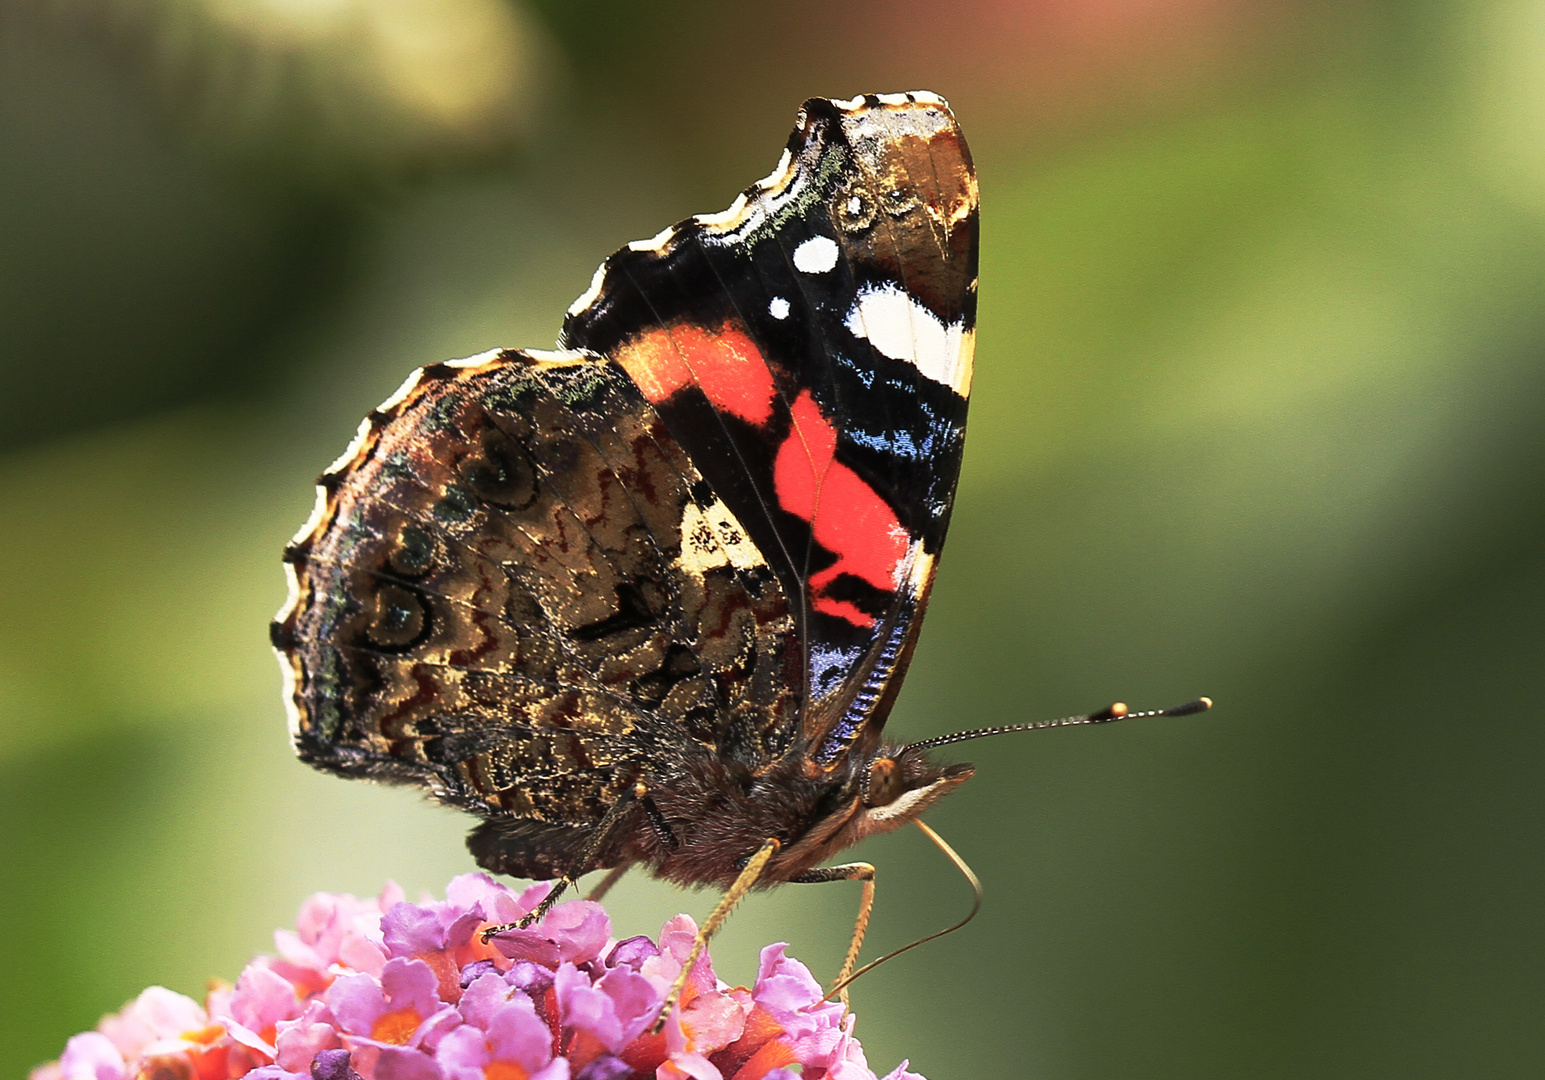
[272, 91, 1207, 1020]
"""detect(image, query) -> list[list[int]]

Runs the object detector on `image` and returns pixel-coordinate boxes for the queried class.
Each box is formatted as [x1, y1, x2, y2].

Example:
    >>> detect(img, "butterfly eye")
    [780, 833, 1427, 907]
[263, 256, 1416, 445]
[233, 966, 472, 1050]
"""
[864, 756, 903, 807]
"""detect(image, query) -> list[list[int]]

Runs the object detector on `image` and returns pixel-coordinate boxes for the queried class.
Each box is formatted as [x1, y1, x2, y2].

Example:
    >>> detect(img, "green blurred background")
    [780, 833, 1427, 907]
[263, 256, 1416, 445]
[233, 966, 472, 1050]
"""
[4, 0, 1544, 1075]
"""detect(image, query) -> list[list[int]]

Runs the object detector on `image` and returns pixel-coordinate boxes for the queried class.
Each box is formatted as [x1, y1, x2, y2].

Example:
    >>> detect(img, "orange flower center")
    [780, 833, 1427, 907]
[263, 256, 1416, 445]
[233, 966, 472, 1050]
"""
[484, 1063, 530, 1080]
[370, 1007, 422, 1045]
[180, 1025, 227, 1047]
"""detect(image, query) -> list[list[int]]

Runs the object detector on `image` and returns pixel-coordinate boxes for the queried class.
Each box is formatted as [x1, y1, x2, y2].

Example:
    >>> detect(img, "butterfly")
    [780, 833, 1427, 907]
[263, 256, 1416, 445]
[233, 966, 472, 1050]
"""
[272, 90, 1207, 1021]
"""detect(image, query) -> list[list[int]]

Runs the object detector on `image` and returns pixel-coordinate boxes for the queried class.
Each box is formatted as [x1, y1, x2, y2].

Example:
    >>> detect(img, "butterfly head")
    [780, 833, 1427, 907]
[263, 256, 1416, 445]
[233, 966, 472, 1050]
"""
[857, 747, 974, 824]
[786, 744, 974, 862]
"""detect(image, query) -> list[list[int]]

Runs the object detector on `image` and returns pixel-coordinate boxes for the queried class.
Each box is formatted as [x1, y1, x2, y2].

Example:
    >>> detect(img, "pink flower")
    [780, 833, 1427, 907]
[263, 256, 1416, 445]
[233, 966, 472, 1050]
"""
[31, 873, 926, 1080]
[56, 1032, 124, 1080]
[213, 963, 306, 1055]
[434, 996, 561, 1080]
[328, 958, 457, 1049]
[274, 1002, 345, 1072]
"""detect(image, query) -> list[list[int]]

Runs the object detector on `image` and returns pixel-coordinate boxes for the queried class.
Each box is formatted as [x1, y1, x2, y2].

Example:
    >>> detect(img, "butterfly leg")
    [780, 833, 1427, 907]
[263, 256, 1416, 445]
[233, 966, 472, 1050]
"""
[583, 786, 677, 902]
[791, 862, 876, 1008]
[481, 783, 643, 941]
[649, 836, 781, 1034]
[639, 790, 679, 850]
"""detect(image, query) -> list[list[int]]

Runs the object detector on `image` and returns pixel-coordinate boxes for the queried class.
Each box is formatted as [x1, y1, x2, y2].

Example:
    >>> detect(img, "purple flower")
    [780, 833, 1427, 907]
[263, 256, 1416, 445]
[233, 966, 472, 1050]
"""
[273, 1002, 345, 1072]
[434, 996, 559, 1080]
[328, 958, 457, 1050]
[32, 876, 927, 1080]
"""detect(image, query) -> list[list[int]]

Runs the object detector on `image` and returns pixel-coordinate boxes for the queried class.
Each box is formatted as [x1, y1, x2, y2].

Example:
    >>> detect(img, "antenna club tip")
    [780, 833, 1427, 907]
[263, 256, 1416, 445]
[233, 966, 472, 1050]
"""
[1109, 702, 1129, 719]
[1198, 696, 1214, 710]
[1162, 697, 1213, 717]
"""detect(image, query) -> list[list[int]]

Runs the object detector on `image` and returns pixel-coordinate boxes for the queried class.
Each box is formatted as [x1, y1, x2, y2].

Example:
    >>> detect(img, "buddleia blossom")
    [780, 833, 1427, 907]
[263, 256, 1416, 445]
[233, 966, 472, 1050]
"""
[33, 874, 924, 1080]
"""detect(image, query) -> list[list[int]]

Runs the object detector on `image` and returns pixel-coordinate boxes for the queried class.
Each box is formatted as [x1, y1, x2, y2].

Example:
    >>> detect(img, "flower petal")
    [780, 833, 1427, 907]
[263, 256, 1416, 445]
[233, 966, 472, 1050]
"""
[274, 1014, 343, 1073]
[56, 1032, 124, 1080]
[603, 936, 658, 971]
[380, 958, 445, 1021]
[535, 902, 610, 965]
[373, 1045, 444, 1080]
[327, 971, 387, 1035]
[483, 999, 553, 1072]
[228, 963, 304, 1034]
[660, 1050, 723, 1080]
[383, 903, 449, 959]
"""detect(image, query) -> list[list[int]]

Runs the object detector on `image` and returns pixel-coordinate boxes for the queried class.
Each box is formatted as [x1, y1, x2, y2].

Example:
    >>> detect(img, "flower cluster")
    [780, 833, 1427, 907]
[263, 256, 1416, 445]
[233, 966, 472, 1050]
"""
[34, 874, 923, 1080]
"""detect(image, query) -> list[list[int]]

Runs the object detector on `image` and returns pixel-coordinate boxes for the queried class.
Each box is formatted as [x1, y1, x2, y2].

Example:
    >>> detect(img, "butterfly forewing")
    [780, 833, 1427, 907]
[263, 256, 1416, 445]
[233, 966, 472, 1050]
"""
[561, 92, 978, 767]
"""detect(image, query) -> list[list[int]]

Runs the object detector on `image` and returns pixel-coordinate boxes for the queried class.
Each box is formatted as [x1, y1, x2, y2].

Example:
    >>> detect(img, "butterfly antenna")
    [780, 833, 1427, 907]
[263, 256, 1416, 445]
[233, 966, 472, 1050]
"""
[900, 697, 1213, 756]
[824, 698, 1213, 1001]
[823, 819, 982, 1002]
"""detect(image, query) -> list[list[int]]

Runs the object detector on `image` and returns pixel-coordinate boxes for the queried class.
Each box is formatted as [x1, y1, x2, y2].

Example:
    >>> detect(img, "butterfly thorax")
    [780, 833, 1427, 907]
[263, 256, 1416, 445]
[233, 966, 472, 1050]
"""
[629, 743, 974, 889]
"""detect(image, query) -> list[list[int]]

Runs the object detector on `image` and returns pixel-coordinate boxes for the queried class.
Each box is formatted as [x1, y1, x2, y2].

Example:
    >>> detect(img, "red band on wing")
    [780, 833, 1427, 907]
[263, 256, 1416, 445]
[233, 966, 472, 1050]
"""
[618, 327, 909, 629]
[775, 391, 908, 627]
[616, 323, 776, 427]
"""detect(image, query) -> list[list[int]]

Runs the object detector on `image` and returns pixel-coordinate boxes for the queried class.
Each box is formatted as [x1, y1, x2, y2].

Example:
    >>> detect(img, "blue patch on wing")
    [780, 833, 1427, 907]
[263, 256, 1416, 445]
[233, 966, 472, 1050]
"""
[847, 426, 932, 459]
[816, 605, 914, 763]
[810, 643, 862, 703]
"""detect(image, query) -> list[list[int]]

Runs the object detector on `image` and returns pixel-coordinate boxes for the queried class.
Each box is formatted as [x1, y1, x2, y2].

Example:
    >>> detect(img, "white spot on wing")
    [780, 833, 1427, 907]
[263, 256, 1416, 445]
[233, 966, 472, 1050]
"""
[526, 348, 591, 366]
[274, 563, 305, 741]
[275, 560, 302, 625]
[757, 149, 794, 190]
[793, 235, 839, 274]
[694, 192, 750, 229]
[893, 539, 930, 591]
[845, 283, 968, 393]
[701, 147, 797, 248]
[768, 296, 790, 320]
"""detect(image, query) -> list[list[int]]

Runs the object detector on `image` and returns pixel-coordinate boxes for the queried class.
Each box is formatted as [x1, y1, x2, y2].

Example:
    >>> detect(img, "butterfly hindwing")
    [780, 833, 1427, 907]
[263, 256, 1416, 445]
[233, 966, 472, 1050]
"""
[274, 351, 802, 874]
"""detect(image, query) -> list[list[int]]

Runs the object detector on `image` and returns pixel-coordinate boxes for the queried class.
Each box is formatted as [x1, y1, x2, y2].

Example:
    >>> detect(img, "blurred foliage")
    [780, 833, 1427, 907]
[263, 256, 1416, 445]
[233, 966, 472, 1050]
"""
[3, 1, 1544, 1077]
